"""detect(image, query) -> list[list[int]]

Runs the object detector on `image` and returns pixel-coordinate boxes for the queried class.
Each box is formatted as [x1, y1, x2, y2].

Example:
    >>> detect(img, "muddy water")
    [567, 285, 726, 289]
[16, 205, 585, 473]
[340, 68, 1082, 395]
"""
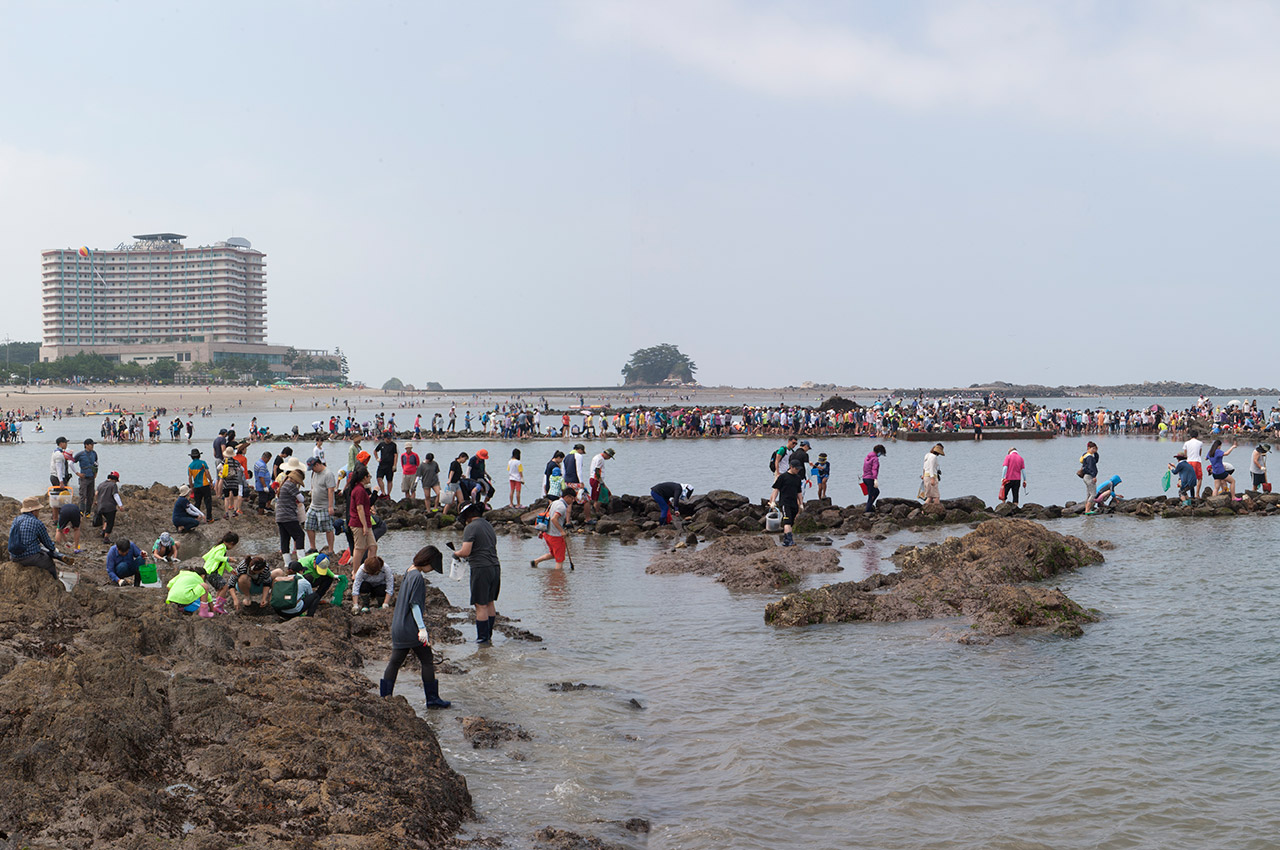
[367, 516, 1280, 850]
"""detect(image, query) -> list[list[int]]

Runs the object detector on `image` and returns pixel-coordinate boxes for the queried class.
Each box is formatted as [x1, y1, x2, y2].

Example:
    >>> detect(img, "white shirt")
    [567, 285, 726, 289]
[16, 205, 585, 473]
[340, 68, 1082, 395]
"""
[1184, 437, 1204, 465]
[922, 452, 941, 478]
[590, 453, 608, 480]
[51, 448, 68, 479]
[507, 458, 523, 482]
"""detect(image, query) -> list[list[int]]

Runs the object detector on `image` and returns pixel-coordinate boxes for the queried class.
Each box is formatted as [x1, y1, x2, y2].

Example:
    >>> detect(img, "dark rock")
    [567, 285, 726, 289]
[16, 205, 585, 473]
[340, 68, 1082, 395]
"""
[764, 519, 1103, 637]
[533, 826, 627, 850]
[547, 682, 603, 692]
[458, 716, 532, 749]
[843, 540, 866, 550]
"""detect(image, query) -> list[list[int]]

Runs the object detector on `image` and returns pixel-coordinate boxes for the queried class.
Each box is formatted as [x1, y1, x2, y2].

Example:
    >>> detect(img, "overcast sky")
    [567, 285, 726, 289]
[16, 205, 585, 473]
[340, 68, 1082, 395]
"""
[2, 1, 1277, 389]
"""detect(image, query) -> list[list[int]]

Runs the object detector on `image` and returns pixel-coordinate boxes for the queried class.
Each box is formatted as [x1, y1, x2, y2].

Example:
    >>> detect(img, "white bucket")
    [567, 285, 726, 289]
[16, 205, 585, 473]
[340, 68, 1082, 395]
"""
[765, 508, 783, 533]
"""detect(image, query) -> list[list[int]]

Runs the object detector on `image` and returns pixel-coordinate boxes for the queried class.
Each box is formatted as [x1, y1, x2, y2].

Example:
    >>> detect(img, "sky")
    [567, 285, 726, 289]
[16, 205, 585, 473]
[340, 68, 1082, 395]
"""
[1, 0, 1278, 390]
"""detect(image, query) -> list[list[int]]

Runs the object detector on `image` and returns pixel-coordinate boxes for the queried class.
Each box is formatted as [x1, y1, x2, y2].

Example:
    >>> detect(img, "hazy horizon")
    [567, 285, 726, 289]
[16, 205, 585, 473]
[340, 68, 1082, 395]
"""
[4, 2, 1278, 388]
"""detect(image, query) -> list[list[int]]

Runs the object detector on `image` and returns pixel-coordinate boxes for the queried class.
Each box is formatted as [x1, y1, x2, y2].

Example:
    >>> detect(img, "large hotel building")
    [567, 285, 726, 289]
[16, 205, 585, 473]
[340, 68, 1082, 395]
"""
[39, 233, 330, 377]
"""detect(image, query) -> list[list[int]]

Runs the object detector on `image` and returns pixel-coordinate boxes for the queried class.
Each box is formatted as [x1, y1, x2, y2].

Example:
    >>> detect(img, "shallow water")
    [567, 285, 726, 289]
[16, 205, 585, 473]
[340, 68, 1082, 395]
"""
[367, 516, 1280, 850]
[7, 402, 1279, 848]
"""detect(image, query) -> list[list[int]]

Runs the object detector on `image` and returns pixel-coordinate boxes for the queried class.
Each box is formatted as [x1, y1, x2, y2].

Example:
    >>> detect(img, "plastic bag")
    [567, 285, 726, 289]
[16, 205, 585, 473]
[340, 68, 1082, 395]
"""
[449, 557, 465, 581]
[1161, 469, 1172, 492]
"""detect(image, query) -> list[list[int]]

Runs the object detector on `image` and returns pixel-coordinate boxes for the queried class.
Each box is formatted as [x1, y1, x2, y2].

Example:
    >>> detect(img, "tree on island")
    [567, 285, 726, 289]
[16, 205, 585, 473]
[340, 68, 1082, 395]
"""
[382, 377, 405, 391]
[621, 343, 697, 386]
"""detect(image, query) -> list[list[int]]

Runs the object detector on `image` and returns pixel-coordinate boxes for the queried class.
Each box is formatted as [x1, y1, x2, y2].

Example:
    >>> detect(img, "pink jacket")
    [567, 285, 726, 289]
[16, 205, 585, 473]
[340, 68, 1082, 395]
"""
[1002, 451, 1026, 482]
[863, 452, 880, 480]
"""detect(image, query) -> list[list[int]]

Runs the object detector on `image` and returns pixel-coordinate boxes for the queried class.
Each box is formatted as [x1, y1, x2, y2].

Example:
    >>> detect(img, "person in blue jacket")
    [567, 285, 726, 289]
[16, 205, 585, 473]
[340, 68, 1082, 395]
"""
[1169, 452, 1197, 506]
[106, 537, 146, 586]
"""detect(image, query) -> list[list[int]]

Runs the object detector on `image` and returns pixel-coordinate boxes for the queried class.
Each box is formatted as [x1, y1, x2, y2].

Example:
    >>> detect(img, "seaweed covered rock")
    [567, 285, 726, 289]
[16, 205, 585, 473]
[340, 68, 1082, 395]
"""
[646, 535, 841, 590]
[764, 519, 1102, 636]
[0, 561, 472, 849]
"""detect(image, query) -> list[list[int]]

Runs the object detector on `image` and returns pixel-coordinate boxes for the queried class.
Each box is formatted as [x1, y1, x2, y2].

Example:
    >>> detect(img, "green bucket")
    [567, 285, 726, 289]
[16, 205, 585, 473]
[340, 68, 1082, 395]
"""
[139, 563, 158, 584]
[330, 574, 349, 605]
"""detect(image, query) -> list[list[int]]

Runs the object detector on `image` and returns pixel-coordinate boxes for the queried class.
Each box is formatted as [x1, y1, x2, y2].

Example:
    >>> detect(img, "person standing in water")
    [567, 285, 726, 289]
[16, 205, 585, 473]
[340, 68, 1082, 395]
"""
[455, 503, 501, 645]
[380, 545, 450, 708]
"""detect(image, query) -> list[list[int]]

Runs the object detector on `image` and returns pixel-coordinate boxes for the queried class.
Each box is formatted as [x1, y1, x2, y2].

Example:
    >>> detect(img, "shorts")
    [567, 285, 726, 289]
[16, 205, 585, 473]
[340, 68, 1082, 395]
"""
[224, 483, 244, 497]
[1212, 471, 1230, 481]
[401, 476, 417, 493]
[589, 479, 601, 502]
[781, 501, 799, 522]
[277, 520, 305, 553]
[207, 572, 230, 591]
[470, 565, 500, 606]
[1190, 461, 1203, 482]
[1083, 474, 1097, 500]
[351, 526, 376, 550]
[1253, 472, 1267, 489]
[377, 464, 394, 480]
[57, 512, 80, 531]
[541, 533, 566, 563]
[304, 507, 334, 532]
[447, 482, 460, 494]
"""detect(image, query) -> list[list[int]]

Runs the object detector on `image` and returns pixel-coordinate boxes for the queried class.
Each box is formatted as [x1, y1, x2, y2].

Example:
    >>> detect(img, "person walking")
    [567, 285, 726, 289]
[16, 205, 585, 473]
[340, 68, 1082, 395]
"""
[253, 450, 273, 514]
[347, 466, 377, 571]
[380, 545, 450, 708]
[862, 445, 885, 515]
[275, 459, 307, 563]
[400, 444, 421, 499]
[1001, 448, 1028, 506]
[531, 489, 573, 570]
[920, 443, 944, 506]
[73, 438, 99, 516]
[188, 449, 215, 522]
[418, 452, 441, 510]
[93, 471, 124, 541]
[455, 503, 501, 645]
[1206, 439, 1239, 499]
[1080, 441, 1100, 514]
[769, 460, 804, 547]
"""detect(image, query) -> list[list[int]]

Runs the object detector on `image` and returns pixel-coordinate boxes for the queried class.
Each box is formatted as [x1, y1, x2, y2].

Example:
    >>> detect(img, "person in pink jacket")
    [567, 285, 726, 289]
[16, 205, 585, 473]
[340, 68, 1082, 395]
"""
[862, 444, 886, 514]
[1001, 448, 1027, 505]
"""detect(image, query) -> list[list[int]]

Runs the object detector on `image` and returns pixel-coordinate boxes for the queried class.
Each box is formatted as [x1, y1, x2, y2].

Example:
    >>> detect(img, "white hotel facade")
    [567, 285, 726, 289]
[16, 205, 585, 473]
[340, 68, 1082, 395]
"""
[39, 233, 293, 372]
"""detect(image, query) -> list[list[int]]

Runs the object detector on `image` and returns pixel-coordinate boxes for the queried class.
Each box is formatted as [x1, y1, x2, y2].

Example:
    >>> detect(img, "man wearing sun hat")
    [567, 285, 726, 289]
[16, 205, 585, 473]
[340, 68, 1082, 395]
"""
[589, 447, 615, 510]
[8, 495, 65, 580]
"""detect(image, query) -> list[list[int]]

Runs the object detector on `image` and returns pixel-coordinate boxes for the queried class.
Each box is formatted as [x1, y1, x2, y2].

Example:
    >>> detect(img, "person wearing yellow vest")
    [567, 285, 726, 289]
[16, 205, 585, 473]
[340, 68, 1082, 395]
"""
[201, 532, 240, 613]
[165, 567, 216, 616]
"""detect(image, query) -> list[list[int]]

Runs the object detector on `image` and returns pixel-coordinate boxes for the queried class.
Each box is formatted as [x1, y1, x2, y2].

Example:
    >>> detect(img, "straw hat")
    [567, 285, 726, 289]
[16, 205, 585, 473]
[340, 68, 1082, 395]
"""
[177, 484, 191, 496]
[20, 495, 43, 513]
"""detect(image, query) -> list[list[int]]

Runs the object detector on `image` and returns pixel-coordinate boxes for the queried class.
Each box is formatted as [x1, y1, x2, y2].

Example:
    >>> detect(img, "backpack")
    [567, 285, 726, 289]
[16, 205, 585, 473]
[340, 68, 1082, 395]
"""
[220, 459, 236, 480]
[769, 447, 784, 472]
[271, 575, 299, 609]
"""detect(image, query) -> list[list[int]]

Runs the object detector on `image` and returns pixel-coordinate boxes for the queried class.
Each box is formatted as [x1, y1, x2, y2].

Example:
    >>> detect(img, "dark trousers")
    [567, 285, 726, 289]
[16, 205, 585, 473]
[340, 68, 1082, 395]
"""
[79, 476, 96, 514]
[16, 551, 57, 580]
[1004, 480, 1021, 505]
[174, 515, 201, 532]
[257, 489, 271, 511]
[96, 508, 117, 536]
[114, 559, 143, 586]
[193, 486, 213, 518]
[863, 478, 880, 513]
[278, 591, 320, 619]
[383, 644, 436, 687]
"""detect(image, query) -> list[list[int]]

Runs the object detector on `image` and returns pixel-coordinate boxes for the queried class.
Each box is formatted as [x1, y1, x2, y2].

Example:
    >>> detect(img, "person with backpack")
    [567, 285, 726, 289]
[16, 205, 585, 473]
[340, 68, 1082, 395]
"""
[769, 437, 798, 485]
[220, 449, 246, 519]
[187, 449, 214, 522]
[769, 461, 804, 547]
[399, 444, 421, 499]
[268, 561, 321, 620]
[380, 545, 449, 707]
[531, 488, 574, 570]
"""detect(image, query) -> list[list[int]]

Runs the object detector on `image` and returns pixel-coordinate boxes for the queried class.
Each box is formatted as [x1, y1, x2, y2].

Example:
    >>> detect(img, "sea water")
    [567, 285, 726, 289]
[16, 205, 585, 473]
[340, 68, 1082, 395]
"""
[5, 403, 1277, 848]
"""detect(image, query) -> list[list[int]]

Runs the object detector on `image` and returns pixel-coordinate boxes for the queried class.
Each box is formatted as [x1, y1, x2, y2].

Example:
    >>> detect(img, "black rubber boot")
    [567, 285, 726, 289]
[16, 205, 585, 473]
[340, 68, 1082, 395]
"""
[379, 678, 393, 698]
[476, 618, 491, 644]
[424, 679, 451, 709]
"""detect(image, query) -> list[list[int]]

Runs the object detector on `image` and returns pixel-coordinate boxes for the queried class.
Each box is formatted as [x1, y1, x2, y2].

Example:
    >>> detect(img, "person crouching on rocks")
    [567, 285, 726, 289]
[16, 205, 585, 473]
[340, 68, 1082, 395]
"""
[202, 532, 240, 613]
[380, 545, 450, 708]
[1170, 452, 1197, 506]
[106, 537, 146, 586]
[920, 444, 944, 506]
[234, 555, 274, 611]
[268, 561, 321, 619]
[9, 495, 69, 581]
[353, 555, 394, 610]
[649, 482, 692, 528]
[770, 462, 804, 547]
[173, 484, 205, 533]
[165, 566, 217, 617]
